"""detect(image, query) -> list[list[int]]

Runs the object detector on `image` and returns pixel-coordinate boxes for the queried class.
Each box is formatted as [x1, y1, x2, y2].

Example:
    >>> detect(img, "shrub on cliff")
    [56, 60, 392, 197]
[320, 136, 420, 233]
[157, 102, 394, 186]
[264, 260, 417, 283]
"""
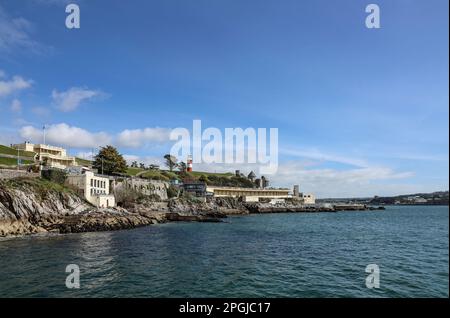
[167, 185, 179, 199]
[0, 177, 74, 202]
[114, 186, 145, 208]
[41, 169, 68, 185]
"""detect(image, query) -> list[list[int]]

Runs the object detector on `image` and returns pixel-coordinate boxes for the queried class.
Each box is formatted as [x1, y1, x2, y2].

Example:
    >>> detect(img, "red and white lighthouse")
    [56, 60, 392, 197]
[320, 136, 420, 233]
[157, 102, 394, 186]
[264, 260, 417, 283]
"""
[187, 155, 193, 172]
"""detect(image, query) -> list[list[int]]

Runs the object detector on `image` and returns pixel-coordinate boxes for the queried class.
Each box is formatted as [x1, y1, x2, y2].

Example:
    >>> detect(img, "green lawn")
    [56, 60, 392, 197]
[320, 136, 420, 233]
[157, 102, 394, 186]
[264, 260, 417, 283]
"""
[0, 144, 36, 158]
[0, 157, 34, 166]
[139, 170, 179, 181]
[126, 167, 145, 176]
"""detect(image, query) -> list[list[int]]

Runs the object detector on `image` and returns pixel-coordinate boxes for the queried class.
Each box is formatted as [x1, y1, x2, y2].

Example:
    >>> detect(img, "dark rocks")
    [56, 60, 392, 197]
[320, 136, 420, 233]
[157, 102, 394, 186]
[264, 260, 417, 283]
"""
[165, 212, 224, 223]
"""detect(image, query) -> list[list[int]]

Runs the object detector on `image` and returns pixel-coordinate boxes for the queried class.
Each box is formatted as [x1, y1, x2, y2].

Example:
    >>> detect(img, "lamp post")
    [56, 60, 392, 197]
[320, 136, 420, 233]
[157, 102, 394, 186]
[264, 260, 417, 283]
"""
[43, 125, 46, 145]
[17, 147, 20, 171]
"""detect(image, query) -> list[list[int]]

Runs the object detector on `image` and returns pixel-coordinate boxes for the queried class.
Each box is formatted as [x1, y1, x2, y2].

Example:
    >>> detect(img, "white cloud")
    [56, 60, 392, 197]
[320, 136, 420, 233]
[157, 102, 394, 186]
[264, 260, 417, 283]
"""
[10, 99, 21, 113]
[19, 123, 112, 148]
[75, 151, 94, 161]
[280, 147, 369, 168]
[17, 123, 173, 149]
[0, 74, 33, 97]
[116, 128, 172, 148]
[52, 87, 105, 112]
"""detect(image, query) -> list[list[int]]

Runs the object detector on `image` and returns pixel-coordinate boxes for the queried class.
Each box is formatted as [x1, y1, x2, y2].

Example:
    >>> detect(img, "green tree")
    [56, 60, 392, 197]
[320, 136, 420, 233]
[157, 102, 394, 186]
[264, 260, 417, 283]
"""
[164, 154, 178, 172]
[93, 145, 127, 175]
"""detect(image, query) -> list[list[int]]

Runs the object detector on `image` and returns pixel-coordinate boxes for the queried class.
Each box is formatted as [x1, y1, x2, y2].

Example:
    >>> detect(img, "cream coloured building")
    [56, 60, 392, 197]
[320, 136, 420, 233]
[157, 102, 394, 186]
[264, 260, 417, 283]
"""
[206, 186, 290, 202]
[66, 170, 115, 208]
[12, 142, 76, 169]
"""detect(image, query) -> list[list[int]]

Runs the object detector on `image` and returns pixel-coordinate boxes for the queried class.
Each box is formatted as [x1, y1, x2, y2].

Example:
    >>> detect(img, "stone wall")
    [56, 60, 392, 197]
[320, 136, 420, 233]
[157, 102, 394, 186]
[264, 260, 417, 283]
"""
[112, 177, 169, 201]
[0, 169, 39, 180]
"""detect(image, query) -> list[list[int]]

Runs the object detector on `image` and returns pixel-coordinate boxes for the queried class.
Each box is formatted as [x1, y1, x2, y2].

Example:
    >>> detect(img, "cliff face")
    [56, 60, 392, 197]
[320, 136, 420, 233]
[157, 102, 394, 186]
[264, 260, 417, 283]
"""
[0, 178, 161, 237]
[0, 178, 92, 236]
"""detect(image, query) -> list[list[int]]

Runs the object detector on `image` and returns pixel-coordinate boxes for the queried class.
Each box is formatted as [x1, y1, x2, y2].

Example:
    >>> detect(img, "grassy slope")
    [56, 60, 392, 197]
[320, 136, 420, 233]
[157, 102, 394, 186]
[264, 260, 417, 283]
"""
[75, 157, 92, 166]
[190, 171, 233, 178]
[0, 144, 35, 158]
[126, 167, 144, 176]
[126, 167, 233, 179]
[0, 177, 74, 195]
[0, 157, 34, 166]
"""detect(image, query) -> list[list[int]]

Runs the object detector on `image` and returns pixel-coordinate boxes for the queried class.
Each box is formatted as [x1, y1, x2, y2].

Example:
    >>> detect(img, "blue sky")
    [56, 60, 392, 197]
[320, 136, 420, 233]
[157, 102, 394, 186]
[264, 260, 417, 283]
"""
[0, 0, 448, 197]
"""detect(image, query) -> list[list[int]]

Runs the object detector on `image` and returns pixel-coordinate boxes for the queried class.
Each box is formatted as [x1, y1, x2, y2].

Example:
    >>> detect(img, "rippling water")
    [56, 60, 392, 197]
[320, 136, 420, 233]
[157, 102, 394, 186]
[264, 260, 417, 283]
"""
[0, 206, 448, 297]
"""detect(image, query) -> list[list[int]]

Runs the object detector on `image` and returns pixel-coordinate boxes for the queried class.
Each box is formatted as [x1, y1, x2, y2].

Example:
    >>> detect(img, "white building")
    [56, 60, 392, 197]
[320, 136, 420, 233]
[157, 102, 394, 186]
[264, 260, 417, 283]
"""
[12, 142, 76, 169]
[302, 193, 316, 205]
[66, 170, 115, 208]
[206, 186, 290, 202]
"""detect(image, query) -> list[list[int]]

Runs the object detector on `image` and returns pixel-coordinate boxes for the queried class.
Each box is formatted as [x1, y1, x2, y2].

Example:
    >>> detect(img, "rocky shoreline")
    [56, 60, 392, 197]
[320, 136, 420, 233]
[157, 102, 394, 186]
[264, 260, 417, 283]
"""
[0, 177, 384, 238]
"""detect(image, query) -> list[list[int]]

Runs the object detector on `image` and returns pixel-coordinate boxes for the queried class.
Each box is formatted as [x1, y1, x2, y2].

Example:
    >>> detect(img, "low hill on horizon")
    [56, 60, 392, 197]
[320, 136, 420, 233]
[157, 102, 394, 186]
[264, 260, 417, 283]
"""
[318, 191, 449, 205]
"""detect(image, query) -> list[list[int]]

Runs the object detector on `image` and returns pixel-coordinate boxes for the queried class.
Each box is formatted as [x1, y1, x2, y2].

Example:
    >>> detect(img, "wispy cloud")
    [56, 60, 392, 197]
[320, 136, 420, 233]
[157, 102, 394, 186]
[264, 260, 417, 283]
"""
[280, 147, 369, 168]
[52, 87, 106, 112]
[10, 99, 21, 113]
[0, 5, 48, 55]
